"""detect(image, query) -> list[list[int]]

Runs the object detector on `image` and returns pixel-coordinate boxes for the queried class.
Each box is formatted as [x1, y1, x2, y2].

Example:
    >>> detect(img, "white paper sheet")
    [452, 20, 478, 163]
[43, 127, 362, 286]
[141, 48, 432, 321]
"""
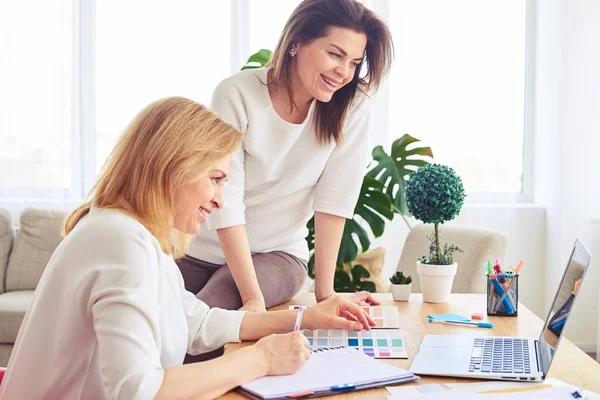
[242, 347, 413, 398]
[387, 388, 579, 399]
[387, 378, 599, 399]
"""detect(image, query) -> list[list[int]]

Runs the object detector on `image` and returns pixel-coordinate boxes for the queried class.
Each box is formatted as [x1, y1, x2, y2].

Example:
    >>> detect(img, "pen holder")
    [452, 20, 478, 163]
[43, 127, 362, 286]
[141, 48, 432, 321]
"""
[486, 274, 519, 316]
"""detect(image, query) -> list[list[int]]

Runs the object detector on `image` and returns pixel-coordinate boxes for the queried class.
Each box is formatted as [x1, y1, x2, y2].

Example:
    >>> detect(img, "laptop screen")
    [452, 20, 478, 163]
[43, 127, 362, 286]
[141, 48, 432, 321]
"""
[538, 239, 591, 378]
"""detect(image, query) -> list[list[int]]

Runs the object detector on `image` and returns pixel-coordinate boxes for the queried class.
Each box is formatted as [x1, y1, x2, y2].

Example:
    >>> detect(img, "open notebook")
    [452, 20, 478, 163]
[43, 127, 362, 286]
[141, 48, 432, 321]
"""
[237, 347, 418, 399]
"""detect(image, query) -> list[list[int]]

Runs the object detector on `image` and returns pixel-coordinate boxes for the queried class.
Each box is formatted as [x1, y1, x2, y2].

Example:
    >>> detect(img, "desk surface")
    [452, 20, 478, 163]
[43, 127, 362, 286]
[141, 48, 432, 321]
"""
[223, 293, 600, 399]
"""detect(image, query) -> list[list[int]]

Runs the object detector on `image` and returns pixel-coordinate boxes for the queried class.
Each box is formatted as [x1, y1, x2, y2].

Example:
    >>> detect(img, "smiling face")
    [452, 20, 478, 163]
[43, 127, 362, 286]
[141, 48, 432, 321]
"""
[173, 154, 231, 234]
[291, 26, 367, 103]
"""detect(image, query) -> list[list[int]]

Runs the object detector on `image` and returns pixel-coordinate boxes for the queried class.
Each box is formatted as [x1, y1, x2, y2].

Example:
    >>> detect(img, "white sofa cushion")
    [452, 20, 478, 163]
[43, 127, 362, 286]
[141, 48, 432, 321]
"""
[6, 209, 65, 291]
[0, 209, 13, 294]
[0, 290, 34, 343]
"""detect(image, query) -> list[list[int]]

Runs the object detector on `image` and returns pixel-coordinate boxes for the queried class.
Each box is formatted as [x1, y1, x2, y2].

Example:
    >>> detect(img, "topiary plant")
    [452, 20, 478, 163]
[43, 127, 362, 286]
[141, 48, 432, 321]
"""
[405, 163, 466, 265]
[390, 271, 412, 285]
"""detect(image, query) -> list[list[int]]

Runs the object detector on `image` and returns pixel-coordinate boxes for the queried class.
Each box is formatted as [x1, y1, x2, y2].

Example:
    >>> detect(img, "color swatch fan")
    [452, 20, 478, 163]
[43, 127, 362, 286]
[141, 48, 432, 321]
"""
[289, 305, 401, 329]
[302, 328, 408, 359]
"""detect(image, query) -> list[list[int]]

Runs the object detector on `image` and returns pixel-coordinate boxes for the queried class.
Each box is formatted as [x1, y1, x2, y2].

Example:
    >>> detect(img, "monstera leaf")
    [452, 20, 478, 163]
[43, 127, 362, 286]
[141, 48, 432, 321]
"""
[333, 265, 376, 293]
[367, 134, 433, 217]
[241, 49, 272, 70]
[306, 175, 393, 280]
[338, 176, 393, 263]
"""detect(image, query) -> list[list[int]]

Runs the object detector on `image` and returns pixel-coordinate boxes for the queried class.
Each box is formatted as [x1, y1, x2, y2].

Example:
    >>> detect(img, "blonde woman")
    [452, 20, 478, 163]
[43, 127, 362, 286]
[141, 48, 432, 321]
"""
[0, 97, 374, 400]
[180, 0, 393, 315]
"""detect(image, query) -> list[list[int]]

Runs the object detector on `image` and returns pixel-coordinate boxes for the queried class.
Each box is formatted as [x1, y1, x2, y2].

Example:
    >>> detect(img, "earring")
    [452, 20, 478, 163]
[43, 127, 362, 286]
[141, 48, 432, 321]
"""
[290, 46, 296, 57]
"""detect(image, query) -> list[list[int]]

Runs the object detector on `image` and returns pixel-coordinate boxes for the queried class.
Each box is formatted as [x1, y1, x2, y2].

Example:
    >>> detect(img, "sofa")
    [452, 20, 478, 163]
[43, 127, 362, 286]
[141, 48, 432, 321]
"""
[0, 208, 65, 367]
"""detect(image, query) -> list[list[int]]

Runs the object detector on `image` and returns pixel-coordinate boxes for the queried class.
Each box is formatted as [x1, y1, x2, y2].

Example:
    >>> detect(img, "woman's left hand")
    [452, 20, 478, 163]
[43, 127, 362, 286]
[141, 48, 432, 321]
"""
[348, 291, 381, 307]
[302, 296, 376, 331]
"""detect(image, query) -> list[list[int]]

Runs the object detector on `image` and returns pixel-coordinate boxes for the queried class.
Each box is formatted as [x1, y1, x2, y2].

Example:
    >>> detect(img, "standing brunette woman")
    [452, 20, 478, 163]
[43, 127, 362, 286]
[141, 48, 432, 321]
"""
[179, 0, 393, 313]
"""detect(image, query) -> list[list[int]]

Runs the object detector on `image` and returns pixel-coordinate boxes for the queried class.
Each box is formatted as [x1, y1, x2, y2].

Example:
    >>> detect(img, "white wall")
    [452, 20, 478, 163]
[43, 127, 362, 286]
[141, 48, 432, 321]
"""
[551, 0, 600, 353]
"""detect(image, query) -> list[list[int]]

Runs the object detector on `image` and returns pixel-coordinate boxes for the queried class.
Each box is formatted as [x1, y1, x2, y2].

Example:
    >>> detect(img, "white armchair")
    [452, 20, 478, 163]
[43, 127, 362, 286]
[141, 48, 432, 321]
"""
[396, 224, 508, 294]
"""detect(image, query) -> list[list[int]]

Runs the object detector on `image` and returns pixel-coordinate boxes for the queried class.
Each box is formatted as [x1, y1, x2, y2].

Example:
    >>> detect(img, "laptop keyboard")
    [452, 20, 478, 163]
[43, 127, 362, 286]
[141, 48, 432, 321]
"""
[469, 338, 531, 374]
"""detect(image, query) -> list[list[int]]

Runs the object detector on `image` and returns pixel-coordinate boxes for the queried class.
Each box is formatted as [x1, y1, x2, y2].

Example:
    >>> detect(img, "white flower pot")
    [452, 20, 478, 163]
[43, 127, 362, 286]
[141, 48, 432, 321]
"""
[417, 262, 457, 303]
[390, 283, 411, 301]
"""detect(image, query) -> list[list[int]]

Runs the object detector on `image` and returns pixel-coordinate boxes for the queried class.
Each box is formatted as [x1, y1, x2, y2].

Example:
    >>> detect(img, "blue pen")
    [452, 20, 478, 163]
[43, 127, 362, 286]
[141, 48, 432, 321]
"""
[429, 318, 494, 328]
[331, 383, 356, 391]
[490, 278, 515, 314]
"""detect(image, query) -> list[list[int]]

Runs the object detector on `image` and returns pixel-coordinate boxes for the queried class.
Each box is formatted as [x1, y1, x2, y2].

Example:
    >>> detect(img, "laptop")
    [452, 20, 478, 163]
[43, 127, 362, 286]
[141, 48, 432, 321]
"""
[410, 239, 591, 382]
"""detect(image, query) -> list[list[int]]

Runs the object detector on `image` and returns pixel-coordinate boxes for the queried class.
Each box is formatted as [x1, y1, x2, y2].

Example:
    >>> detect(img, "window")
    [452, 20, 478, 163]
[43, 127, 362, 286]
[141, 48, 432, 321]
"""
[96, 0, 231, 173]
[0, 1, 74, 198]
[1, 0, 532, 215]
[389, 0, 528, 197]
[248, 1, 301, 52]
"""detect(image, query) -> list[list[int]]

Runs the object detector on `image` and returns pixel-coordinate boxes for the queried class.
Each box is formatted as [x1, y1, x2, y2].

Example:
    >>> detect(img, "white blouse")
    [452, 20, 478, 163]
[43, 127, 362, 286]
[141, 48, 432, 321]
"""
[188, 67, 370, 265]
[0, 207, 245, 400]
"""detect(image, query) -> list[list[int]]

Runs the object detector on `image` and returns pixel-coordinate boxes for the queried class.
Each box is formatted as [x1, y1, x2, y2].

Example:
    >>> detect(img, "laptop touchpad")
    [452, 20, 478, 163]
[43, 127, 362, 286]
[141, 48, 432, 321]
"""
[424, 346, 466, 361]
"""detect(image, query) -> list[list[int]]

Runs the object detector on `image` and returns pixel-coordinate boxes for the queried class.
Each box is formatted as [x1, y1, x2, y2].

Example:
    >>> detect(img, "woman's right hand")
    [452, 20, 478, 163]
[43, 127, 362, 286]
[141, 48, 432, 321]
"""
[254, 331, 311, 376]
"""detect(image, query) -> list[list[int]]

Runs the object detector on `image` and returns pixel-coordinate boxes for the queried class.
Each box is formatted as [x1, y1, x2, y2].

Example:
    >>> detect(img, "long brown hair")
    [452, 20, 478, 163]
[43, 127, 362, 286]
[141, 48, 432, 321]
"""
[266, 0, 393, 145]
[63, 97, 241, 258]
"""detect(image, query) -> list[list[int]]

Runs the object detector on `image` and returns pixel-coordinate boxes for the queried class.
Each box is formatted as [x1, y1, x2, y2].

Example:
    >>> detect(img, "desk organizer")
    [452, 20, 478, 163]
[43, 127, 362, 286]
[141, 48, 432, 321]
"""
[486, 274, 519, 316]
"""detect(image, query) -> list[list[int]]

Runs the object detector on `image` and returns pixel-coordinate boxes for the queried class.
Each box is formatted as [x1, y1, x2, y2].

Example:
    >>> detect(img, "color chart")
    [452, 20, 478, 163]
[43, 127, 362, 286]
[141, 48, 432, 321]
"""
[361, 306, 400, 329]
[301, 328, 408, 359]
[289, 305, 401, 329]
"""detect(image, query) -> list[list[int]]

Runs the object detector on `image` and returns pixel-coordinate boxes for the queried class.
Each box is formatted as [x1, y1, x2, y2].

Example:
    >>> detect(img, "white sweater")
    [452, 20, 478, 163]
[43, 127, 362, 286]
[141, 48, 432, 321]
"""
[188, 68, 370, 264]
[0, 207, 245, 400]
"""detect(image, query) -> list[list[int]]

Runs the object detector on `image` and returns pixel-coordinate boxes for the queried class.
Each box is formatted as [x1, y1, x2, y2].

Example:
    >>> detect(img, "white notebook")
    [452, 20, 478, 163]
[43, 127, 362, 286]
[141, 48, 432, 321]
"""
[238, 347, 417, 400]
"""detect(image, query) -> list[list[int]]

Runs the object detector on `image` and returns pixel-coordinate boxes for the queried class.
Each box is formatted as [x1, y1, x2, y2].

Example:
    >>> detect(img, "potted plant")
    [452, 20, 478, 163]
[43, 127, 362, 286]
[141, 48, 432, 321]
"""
[305, 135, 433, 293]
[405, 164, 466, 303]
[389, 271, 412, 301]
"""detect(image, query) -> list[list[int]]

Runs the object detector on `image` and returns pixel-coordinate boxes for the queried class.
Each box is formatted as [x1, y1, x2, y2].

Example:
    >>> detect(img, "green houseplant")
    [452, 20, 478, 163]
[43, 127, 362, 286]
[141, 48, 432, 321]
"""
[241, 49, 272, 70]
[306, 135, 433, 293]
[389, 271, 412, 301]
[404, 163, 466, 302]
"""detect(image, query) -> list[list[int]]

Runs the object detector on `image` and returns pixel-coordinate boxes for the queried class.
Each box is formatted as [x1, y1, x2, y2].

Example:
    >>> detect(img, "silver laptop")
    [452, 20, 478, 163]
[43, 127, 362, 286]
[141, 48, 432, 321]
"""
[410, 239, 591, 382]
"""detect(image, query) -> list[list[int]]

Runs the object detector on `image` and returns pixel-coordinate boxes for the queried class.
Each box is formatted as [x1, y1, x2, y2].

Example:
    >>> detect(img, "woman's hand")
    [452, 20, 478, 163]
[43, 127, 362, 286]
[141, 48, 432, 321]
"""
[348, 291, 381, 306]
[303, 296, 376, 331]
[239, 297, 267, 313]
[316, 291, 380, 307]
[254, 331, 311, 376]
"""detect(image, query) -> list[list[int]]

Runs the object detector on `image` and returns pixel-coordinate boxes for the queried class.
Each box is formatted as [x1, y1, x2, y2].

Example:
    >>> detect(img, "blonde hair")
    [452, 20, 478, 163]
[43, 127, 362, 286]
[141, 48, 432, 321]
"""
[63, 97, 241, 258]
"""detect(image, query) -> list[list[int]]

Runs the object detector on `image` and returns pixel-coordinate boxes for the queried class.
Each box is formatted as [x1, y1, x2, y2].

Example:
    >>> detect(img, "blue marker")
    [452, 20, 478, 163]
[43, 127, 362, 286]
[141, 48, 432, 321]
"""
[490, 278, 515, 314]
[429, 318, 494, 328]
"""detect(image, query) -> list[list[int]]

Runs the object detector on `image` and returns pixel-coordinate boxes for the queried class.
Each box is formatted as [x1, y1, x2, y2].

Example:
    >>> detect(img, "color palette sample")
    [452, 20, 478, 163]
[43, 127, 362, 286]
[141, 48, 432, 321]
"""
[361, 306, 400, 329]
[289, 305, 401, 329]
[301, 328, 408, 359]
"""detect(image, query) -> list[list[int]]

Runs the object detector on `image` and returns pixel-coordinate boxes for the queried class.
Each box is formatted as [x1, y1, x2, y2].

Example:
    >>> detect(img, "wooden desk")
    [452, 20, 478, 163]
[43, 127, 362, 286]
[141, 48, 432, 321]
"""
[223, 293, 600, 398]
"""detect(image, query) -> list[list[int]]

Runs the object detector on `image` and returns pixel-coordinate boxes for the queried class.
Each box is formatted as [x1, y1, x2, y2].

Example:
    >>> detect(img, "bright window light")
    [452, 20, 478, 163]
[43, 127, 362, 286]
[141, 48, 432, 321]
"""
[389, 0, 527, 194]
[0, 1, 73, 189]
[96, 0, 231, 174]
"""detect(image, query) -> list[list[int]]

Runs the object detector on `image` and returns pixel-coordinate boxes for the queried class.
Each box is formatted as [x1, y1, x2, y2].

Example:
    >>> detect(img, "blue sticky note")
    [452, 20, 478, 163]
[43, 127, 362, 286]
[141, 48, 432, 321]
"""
[428, 314, 470, 322]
